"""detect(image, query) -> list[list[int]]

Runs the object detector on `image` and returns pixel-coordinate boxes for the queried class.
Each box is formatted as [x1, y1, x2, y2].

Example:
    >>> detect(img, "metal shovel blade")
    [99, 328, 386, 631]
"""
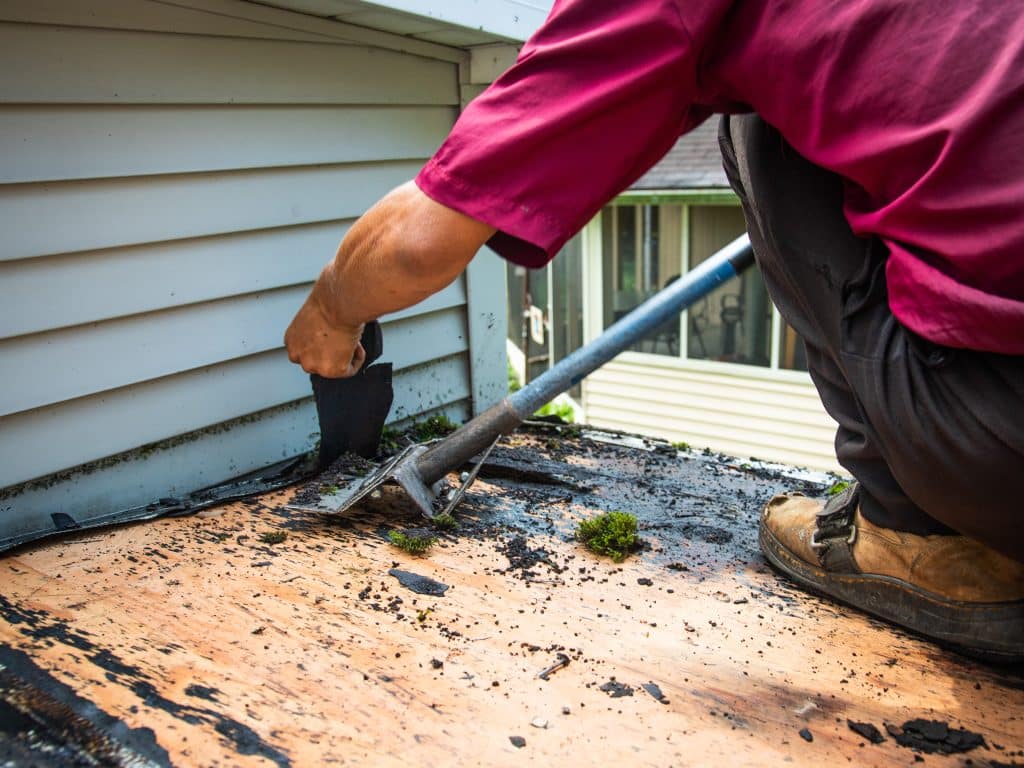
[287, 437, 500, 519]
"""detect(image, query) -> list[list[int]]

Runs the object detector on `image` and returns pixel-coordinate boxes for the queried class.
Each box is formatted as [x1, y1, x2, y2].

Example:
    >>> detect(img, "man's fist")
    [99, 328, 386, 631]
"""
[284, 293, 366, 378]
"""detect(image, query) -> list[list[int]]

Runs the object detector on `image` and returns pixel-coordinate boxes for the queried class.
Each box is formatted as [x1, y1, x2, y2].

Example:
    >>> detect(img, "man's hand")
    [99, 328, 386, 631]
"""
[283, 181, 496, 379]
[284, 292, 366, 378]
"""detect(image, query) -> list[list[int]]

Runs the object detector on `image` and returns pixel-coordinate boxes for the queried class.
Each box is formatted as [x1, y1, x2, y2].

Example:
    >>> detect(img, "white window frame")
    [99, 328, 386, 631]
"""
[584, 190, 815, 385]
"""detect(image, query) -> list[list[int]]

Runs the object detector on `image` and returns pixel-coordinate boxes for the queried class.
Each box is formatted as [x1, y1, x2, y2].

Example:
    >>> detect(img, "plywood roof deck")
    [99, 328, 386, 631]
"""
[1, 426, 1022, 766]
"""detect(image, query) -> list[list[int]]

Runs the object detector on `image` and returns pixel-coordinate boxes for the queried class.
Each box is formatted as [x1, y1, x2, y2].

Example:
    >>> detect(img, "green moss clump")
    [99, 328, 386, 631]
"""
[259, 531, 287, 545]
[388, 530, 438, 556]
[431, 513, 460, 532]
[575, 511, 640, 562]
[379, 426, 403, 455]
[534, 401, 575, 423]
[671, 441, 690, 451]
[826, 479, 851, 497]
[411, 414, 459, 442]
[320, 484, 339, 495]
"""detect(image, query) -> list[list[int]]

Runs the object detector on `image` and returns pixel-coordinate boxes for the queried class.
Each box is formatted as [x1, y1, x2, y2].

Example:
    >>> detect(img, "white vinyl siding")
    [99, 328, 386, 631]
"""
[584, 357, 842, 473]
[0, 0, 506, 538]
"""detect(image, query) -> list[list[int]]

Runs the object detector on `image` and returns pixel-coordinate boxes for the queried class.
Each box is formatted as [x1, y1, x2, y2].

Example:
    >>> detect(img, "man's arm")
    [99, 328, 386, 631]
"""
[284, 181, 496, 377]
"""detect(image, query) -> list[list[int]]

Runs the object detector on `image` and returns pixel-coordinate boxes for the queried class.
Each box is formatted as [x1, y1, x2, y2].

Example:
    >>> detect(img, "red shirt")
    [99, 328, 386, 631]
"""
[416, 0, 1024, 354]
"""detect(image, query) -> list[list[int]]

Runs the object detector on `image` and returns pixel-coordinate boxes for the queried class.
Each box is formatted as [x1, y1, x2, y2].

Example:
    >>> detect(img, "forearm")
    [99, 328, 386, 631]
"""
[311, 181, 496, 327]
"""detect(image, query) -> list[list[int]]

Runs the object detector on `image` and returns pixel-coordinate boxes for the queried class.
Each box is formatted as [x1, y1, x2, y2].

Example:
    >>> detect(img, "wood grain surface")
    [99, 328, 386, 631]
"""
[1, 429, 1021, 766]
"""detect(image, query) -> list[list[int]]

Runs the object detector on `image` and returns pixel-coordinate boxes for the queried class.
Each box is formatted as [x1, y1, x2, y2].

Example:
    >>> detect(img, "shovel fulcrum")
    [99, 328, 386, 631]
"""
[289, 234, 754, 519]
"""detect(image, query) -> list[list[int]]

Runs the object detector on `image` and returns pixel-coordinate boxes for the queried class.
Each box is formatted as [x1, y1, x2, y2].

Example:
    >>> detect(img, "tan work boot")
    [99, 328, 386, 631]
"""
[759, 483, 1024, 662]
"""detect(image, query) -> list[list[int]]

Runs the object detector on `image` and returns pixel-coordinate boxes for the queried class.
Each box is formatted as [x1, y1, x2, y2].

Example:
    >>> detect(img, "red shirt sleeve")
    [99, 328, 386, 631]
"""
[416, 0, 721, 268]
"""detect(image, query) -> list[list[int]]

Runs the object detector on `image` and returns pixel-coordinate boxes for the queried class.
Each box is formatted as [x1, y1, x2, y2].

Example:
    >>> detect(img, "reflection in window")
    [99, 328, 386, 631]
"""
[601, 204, 682, 357]
[686, 206, 770, 367]
[596, 200, 813, 374]
[778, 318, 809, 372]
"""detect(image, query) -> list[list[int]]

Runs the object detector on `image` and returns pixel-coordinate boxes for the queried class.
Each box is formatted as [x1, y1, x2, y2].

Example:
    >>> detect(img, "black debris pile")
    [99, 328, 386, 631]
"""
[641, 682, 668, 705]
[886, 719, 986, 755]
[847, 719, 885, 744]
[598, 680, 634, 698]
[495, 534, 564, 580]
[387, 569, 449, 597]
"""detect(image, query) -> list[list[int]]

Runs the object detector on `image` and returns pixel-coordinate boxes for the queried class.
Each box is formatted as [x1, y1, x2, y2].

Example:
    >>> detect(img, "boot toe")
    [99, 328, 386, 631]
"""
[760, 493, 823, 566]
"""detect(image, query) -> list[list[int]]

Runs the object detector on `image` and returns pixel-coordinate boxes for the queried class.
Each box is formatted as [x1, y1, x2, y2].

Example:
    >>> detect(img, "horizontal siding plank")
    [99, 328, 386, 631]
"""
[147, 0, 467, 62]
[0, 221, 351, 338]
[0, 219, 466, 337]
[0, 104, 455, 184]
[599, 358, 820, 399]
[0, 401, 323, 542]
[388, 354, 471, 423]
[0, 350, 310, 488]
[0, 23, 459, 105]
[0, 0, 335, 43]
[382, 307, 469, 370]
[0, 224, 468, 339]
[585, 393, 836, 445]
[585, 374, 833, 428]
[583, 362, 840, 471]
[2, 354, 472, 523]
[588, 366, 830, 418]
[0, 345, 471, 488]
[0, 160, 423, 261]
[1, 298, 468, 417]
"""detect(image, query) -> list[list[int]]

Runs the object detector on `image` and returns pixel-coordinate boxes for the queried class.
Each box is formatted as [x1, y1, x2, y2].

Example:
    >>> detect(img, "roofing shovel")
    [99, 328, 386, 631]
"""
[291, 234, 754, 519]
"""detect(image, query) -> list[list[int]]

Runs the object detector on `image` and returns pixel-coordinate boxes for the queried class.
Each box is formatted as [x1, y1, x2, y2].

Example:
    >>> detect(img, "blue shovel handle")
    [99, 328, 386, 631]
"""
[510, 233, 754, 416]
[416, 233, 754, 485]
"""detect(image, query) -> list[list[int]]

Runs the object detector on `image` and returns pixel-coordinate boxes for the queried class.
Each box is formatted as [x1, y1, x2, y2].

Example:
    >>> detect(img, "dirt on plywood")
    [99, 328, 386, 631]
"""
[0, 424, 1022, 766]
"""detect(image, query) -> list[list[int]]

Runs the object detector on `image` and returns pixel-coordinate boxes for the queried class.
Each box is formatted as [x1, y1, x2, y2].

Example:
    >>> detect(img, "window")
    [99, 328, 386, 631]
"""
[601, 204, 684, 357]
[598, 200, 809, 373]
[686, 205, 771, 366]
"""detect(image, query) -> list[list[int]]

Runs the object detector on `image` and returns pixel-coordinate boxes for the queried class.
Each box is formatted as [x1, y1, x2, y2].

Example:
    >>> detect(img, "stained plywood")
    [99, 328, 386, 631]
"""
[1, 429, 1021, 766]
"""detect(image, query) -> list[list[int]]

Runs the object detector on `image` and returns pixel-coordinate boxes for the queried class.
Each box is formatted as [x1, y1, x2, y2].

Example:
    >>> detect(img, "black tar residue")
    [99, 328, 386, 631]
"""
[887, 719, 986, 754]
[0, 643, 171, 767]
[847, 719, 885, 744]
[0, 594, 291, 768]
[599, 680, 634, 698]
[388, 568, 449, 596]
[641, 682, 668, 704]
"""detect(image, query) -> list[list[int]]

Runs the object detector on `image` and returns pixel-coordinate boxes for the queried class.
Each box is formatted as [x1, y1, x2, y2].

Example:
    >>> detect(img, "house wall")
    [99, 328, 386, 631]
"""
[581, 207, 842, 473]
[0, 0, 507, 544]
[583, 357, 842, 472]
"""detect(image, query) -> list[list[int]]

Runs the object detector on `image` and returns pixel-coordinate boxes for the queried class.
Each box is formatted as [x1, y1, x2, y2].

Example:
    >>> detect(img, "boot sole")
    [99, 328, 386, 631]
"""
[759, 520, 1024, 664]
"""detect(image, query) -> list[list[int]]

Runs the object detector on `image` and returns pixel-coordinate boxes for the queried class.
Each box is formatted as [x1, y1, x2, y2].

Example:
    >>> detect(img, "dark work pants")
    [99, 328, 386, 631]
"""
[719, 114, 1024, 563]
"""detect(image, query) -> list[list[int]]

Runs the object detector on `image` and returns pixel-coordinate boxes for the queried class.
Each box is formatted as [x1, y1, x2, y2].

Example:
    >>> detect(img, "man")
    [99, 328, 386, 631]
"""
[285, 0, 1024, 660]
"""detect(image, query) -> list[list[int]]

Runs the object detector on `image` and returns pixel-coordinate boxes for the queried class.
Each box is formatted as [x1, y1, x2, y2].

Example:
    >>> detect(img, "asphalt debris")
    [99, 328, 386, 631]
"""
[641, 682, 668, 705]
[387, 569, 449, 597]
[599, 680, 634, 698]
[886, 719, 986, 755]
[798, 727, 813, 743]
[847, 719, 885, 744]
